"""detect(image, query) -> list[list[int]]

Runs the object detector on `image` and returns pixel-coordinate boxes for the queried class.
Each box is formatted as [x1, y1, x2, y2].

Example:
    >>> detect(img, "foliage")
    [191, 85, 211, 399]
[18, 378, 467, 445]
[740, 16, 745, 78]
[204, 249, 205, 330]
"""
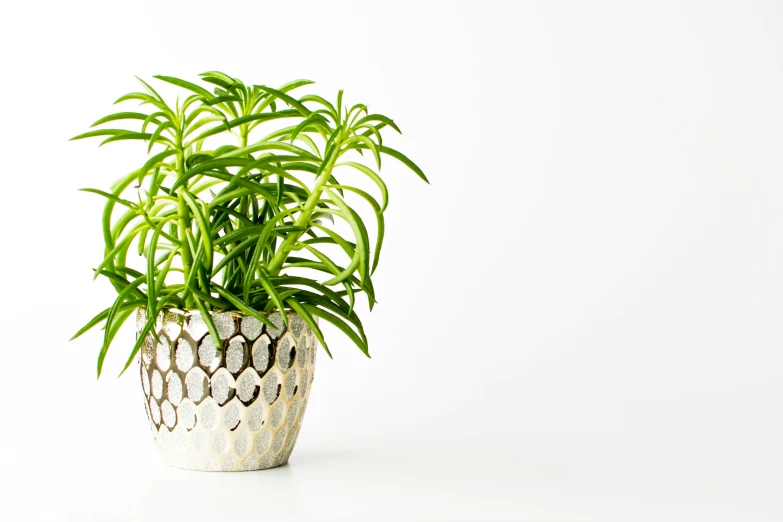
[70, 72, 427, 377]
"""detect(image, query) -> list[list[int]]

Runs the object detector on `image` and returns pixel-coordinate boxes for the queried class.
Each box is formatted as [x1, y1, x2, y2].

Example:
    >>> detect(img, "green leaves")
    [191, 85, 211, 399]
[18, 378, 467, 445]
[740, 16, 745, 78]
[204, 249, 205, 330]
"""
[71, 72, 426, 375]
[153, 75, 214, 99]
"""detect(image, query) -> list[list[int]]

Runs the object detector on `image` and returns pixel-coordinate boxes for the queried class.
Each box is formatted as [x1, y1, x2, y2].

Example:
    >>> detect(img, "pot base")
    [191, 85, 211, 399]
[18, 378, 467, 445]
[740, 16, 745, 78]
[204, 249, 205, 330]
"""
[163, 454, 290, 472]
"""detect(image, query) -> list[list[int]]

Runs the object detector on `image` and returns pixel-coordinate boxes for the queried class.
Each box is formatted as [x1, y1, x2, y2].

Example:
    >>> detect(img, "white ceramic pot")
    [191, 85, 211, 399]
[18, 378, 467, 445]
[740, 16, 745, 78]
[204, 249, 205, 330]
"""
[137, 309, 317, 471]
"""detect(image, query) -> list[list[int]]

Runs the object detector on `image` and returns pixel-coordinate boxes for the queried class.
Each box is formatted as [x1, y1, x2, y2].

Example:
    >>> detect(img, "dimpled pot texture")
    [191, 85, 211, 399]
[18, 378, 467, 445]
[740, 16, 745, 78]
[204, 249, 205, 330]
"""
[137, 308, 317, 471]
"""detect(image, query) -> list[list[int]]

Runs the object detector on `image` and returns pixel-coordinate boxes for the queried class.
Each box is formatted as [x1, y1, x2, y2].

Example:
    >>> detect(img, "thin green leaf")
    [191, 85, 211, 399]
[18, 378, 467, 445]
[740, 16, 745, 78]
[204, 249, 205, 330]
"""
[153, 75, 214, 98]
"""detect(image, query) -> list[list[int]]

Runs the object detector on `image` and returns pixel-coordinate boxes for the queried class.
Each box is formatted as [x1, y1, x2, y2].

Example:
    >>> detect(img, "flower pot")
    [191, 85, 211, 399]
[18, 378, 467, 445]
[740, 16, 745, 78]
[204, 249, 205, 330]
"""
[138, 308, 317, 471]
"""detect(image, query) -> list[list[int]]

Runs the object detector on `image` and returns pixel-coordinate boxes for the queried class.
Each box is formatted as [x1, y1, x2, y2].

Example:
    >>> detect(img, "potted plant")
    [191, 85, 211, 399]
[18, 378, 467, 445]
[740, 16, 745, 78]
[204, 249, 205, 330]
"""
[70, 71, 427, 471]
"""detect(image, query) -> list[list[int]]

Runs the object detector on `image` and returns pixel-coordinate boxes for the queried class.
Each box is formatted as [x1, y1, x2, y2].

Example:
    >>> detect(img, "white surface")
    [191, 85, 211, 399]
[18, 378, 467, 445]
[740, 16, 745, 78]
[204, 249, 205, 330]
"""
[2, 0, 783, 520]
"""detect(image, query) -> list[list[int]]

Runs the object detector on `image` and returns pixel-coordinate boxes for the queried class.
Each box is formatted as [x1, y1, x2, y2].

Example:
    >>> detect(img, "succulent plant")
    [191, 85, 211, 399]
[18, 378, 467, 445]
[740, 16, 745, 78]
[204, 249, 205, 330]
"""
[70, 72, 427, 376]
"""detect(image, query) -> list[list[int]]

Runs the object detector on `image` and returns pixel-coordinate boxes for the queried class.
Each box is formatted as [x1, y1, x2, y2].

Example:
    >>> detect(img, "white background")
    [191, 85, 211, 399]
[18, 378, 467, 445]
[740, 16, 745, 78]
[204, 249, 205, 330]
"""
[1, 1, 782, 520]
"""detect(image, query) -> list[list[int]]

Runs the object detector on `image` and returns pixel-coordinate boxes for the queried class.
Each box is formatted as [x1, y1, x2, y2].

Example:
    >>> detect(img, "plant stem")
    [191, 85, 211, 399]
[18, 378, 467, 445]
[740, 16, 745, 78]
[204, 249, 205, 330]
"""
[175, 150, 194, 309]
[267, 143, 341, 277]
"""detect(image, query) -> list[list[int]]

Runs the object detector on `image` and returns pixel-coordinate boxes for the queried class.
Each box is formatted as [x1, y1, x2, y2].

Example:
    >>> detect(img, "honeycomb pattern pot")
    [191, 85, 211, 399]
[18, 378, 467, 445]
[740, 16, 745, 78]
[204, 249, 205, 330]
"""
[138, 308, 317, 471]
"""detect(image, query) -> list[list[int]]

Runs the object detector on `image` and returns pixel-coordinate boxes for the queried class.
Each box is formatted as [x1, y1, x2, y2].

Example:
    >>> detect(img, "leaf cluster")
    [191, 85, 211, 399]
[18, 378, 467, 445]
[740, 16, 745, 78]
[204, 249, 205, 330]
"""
[70, 72, 427, 377]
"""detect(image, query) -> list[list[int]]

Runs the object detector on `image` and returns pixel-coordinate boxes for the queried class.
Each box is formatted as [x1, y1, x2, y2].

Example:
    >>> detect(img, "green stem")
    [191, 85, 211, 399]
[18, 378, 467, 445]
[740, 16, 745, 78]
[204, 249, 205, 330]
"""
[267, 142, 341, 276]
[175, 150, 194, 309]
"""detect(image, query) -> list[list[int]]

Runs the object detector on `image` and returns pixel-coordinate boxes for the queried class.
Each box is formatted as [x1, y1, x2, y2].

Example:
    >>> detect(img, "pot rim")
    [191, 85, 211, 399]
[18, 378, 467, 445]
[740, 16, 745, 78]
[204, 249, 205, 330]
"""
[137, 306, 296, 316]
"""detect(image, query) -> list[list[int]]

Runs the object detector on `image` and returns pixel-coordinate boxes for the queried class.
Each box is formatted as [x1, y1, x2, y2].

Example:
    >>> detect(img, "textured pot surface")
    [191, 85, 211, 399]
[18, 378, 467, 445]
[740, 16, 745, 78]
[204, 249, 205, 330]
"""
[138, 309, 317, 471]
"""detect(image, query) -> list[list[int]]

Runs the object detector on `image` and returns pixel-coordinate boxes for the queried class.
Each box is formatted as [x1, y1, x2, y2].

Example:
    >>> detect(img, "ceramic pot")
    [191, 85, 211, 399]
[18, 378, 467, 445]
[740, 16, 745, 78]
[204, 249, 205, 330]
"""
[137, 308, 317, 471]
